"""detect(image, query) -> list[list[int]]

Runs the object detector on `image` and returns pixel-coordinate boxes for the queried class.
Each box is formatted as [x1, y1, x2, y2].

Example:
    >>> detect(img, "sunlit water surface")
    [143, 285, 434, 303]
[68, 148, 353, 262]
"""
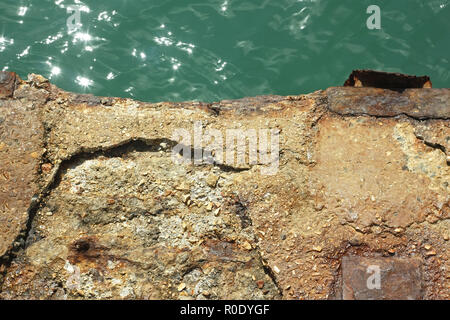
[1, 0, 449, 102]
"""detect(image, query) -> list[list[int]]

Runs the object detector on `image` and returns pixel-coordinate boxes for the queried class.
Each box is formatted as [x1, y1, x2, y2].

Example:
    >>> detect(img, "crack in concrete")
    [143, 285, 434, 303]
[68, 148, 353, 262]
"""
[0, 137, 253, 292]
[414, 135, 449, 166]
[242, 208, 283, 297]
[256, 250, 283, 298]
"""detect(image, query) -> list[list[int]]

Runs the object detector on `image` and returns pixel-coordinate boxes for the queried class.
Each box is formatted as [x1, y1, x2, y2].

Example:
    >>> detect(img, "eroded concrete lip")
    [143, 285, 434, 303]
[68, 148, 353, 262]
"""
[326, 87, 450, 120]
[344, 69, 432, 89]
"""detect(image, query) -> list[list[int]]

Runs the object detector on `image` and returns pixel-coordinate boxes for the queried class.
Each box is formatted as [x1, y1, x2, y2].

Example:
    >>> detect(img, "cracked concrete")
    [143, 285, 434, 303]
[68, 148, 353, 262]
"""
[0, 71, 449, 299]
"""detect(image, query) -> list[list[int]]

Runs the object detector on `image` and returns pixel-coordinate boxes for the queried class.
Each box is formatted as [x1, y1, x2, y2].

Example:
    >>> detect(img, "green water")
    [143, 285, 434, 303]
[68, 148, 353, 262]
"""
[1, 0, 449, 102]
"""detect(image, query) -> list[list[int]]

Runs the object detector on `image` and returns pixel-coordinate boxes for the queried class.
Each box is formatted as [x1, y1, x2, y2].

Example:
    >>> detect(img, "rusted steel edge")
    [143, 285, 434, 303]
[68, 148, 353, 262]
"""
[326, 87, 450, 120]
[344, 69, 432, 89]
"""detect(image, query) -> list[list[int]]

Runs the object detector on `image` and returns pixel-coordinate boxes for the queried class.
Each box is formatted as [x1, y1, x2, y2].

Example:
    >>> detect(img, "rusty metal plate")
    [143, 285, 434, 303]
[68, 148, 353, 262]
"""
[344, 70, 431, 88]
[342, 255, 423, 300]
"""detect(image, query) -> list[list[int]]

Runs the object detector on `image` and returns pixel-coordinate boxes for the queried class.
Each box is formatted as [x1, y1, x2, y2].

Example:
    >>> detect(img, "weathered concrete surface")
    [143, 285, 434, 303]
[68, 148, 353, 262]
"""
[0, 72, 44, 265]
[0, 71, 448, 300]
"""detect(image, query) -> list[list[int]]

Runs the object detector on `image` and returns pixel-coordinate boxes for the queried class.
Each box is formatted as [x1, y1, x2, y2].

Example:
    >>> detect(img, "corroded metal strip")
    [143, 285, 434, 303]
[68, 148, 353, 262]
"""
[344, 69, 432, 88]
[326, 87, 450, 119]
